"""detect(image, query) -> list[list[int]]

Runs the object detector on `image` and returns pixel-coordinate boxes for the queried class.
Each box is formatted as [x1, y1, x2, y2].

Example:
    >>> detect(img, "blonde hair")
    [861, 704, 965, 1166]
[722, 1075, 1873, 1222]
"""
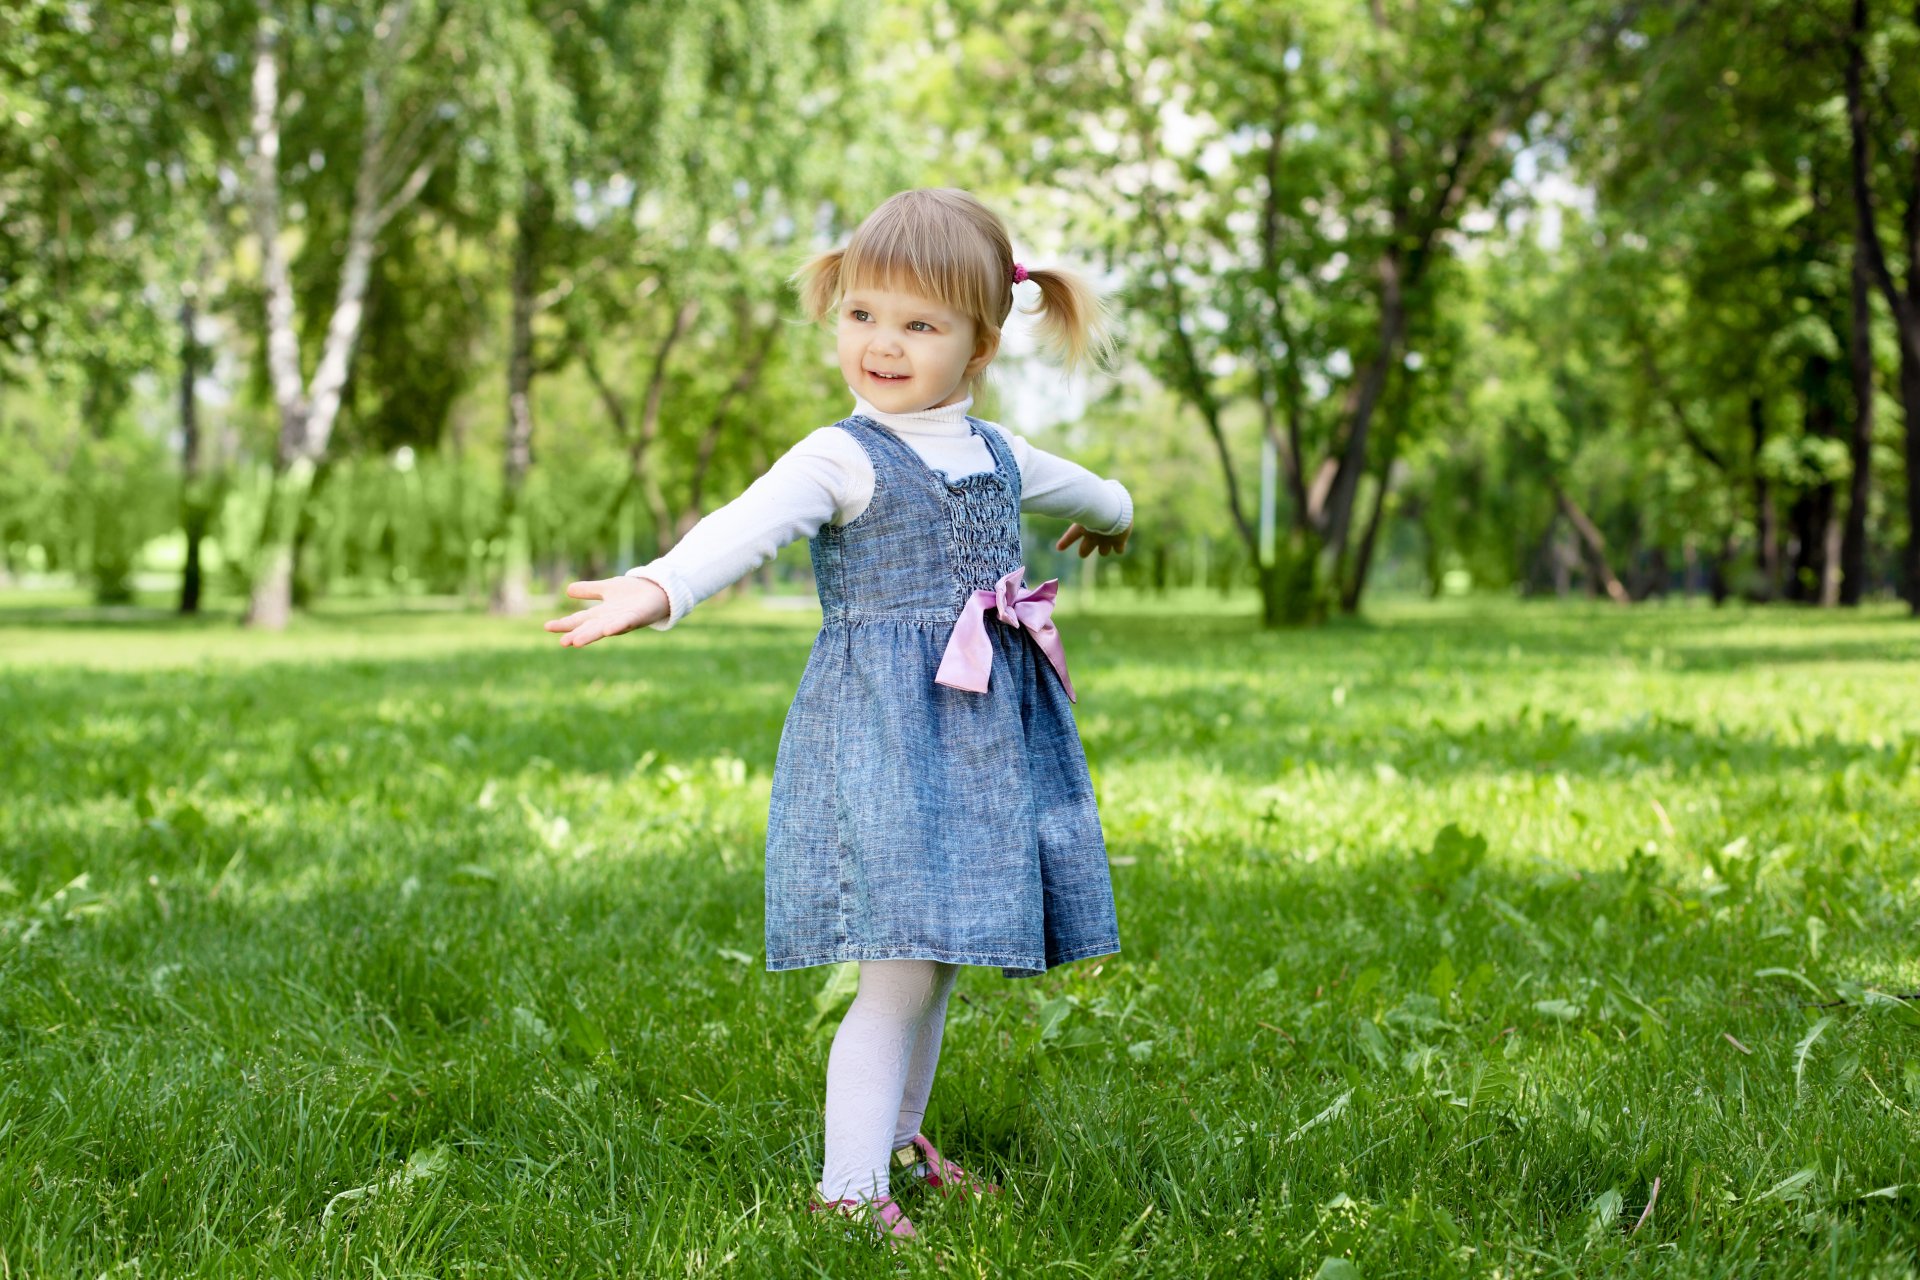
[793, 188, 1112, 374]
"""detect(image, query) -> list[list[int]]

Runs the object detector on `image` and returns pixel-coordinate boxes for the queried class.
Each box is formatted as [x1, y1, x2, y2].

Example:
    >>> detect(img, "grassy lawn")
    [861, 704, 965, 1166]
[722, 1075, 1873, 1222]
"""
[2, 593, 1917, 1277]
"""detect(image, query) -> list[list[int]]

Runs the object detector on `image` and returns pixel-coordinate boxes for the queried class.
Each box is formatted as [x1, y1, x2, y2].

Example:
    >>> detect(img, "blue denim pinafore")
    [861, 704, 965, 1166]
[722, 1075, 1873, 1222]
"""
[763, 416, 1121, 978]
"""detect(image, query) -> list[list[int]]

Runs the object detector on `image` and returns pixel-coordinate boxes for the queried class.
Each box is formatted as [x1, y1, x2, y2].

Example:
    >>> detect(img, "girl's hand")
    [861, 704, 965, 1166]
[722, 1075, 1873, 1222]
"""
[543, 576, 671, 648]
[1055, 523, 1132, 559]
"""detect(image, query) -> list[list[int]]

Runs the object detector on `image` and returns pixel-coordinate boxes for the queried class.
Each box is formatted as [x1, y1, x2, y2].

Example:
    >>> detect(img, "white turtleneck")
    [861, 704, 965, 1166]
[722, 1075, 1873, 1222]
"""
[624, 393, 1133, 629]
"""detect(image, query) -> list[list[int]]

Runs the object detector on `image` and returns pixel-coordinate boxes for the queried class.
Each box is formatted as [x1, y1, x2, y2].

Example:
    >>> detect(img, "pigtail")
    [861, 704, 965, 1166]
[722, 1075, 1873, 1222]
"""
[1023, 266, 1115, 374]
[791, 248, 846, 323]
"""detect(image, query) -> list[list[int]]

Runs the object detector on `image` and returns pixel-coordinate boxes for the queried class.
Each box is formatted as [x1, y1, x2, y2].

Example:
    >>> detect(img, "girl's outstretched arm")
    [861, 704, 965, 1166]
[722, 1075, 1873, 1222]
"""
[548, 427, 865, 643]
[544, 576, 670, 648]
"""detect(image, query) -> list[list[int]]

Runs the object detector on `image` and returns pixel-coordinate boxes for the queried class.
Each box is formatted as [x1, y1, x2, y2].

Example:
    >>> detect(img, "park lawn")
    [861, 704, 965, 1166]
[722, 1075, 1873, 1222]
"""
[1, 593, 1917, 1278]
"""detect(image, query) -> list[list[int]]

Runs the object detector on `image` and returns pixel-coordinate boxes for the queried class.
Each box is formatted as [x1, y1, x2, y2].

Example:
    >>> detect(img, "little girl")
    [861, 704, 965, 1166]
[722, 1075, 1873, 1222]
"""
[544, 188, 1133, 1242]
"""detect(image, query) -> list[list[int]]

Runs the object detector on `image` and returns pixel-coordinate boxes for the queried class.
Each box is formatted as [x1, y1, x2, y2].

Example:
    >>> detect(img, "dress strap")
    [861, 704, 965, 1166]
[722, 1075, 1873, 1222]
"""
[967, 419, 1022, 505]
[838, 415, 916, 473]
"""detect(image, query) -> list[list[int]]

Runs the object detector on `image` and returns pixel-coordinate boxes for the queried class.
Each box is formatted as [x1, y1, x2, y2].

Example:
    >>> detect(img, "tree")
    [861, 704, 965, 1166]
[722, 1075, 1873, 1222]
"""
[241, 0, 453, 628]
[947, 0, 1628, 623]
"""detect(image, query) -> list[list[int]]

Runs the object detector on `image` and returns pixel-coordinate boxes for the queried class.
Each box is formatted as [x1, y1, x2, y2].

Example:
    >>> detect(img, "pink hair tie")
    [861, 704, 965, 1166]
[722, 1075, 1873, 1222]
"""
[1010, 262, 1029, 284]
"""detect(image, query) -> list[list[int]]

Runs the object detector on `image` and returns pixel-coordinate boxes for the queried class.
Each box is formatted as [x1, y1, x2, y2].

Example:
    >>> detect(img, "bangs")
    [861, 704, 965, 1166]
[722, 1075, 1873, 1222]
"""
[837, 193, 1010, 331]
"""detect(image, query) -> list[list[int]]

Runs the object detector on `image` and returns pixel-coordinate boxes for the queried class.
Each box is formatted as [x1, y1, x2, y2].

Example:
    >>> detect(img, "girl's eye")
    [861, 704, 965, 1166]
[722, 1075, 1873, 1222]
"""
[850, 309, 871, 323]
[908, 321, 933, 332]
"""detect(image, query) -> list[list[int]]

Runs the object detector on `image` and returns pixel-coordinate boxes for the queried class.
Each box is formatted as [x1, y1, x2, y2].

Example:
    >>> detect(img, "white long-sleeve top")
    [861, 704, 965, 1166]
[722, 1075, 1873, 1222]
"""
[625, 392, 1133, 629]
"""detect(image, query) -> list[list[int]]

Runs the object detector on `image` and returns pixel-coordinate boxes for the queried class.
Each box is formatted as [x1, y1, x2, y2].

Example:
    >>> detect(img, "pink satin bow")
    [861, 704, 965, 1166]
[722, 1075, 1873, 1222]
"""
[934, 566, 1076, 703]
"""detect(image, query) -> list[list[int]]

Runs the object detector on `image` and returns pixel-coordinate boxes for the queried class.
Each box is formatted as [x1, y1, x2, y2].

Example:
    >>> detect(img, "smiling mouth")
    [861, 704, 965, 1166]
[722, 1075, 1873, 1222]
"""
[866, 370, 909, 381]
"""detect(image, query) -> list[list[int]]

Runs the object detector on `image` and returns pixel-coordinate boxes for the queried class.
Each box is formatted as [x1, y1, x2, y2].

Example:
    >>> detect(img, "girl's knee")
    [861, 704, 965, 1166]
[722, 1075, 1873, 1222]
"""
[856, 959, 950, 1016]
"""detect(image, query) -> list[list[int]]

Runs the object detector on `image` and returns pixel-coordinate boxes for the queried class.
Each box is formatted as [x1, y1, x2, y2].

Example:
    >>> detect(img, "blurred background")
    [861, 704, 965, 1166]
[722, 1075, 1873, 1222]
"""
[3, 0, 1916, 628]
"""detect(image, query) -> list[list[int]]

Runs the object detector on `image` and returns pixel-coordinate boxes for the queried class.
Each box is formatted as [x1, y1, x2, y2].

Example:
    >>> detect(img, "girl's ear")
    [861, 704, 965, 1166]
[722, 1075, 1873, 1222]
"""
[967, 326, 1002, 378]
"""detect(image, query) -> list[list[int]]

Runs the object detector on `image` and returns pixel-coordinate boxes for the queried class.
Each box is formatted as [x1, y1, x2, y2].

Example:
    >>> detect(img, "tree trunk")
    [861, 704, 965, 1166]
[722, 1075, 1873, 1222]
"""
[584, 296, 699, 564]
[178, 290, 206, 614]
[675, 308, 778, 543]
[1750, 395, 1779, 599]
[1844, 0, 1920, 611]
[1789, 352, 1841, 604]
[289, 454, 332, 609]
[1840, 225, 1876, 605]
[1902, 349, 1920, 608]
[1550, 480, 1630, 604]
[1340, 406, 1404, 614]
[492, 186, 544, 617]
[1707, 533, 1736, 605]
[243, 0, 434, 628]
[244, 458, 317, 631]
[1320, 253, 1405, 568]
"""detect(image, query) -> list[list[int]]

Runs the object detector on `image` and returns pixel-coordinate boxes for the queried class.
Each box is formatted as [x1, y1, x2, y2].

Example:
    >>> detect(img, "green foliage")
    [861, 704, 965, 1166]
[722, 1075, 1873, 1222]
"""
[2, 0, 1915, 620]
[2, 598, 1918, 1273]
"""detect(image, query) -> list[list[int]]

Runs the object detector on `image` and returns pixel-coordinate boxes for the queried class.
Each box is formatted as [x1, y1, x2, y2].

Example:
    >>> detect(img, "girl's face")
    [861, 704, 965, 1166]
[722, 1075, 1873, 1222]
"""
[836, 285, 999, 414]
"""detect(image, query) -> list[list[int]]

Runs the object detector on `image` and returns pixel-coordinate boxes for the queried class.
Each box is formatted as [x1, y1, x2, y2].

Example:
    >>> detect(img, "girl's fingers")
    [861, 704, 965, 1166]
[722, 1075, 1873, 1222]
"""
[1058, 524, 1130, 559]
[565, 579, 606, 600]
[545, 612, 587, 633]
[563, 620, 609, 647]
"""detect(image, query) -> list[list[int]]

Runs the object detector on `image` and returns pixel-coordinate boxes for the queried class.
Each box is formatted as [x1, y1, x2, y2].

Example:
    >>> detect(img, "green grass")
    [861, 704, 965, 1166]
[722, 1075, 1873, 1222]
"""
[2, 592, 1918, 1277]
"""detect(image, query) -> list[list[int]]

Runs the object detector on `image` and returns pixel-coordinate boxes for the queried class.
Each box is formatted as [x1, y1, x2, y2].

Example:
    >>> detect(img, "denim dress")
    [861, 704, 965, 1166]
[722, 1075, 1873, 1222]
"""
[763, 415, 1121, 978]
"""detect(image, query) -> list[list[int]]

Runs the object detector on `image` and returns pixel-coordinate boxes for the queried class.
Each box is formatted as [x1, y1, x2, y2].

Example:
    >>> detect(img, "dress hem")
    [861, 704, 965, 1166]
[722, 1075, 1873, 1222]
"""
[766, 939, 1120, 979]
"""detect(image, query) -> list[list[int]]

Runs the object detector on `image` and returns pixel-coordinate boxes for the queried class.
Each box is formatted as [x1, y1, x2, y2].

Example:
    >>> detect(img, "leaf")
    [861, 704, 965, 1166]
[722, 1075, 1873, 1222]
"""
[511, 1005, 554, 1047]
[1348, 966, 1385, 1005]
[1036, 996, 1074, 1042]
[1460, 961, 1496, 1009]
[1427, 955, 1457, 1016]
[1315, 1261, 1363, 1280]
[1585, 1186, 1624, 1240]
[1426, 823, 1488, 884]
[1754, 968, 1824, 998]
[1755, 1168, 1818, 1202]
[1533, 998, 1582, 1022]
[1485, 896, 1541, 938]
[149, 962, 184, 997]
[1464, 1059, 1519, 1114]
[1128, 1039, 1154, 1061]
[806, 962, 861, 1032]
[1638, 1011, 1668, 1057]
[1287, 1089, 1352, 1143]
[1354, 1018, 1391, 1070]
[321, 1145, 453, 1228]
[449, 863, 498, 885]
[563, 1003, 609, 1059]
[1793, 1017, 1832, 1099]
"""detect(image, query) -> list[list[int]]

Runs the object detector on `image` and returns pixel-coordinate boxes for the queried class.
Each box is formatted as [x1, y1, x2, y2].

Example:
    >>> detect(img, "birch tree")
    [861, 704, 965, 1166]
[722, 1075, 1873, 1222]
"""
[242, 0, 444, 628]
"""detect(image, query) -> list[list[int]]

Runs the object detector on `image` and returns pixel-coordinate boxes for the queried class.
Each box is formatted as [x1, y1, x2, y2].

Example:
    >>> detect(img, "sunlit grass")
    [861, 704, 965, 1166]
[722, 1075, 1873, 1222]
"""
[2, 593, 1917, 1276]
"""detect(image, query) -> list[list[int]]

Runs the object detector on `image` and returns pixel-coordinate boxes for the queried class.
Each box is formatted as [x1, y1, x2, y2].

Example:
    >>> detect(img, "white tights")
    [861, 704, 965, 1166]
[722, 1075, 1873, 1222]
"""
[818, 959, 960, 1203]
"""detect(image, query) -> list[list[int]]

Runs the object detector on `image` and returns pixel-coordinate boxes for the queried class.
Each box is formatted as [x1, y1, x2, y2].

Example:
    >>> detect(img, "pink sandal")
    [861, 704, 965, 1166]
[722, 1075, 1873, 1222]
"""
[809, 1194, 917, 1244]
[893, 1135, 1000, 1197]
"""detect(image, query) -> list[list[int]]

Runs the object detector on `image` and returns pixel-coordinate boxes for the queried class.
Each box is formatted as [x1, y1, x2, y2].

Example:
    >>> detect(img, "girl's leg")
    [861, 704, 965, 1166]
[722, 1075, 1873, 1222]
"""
[891, 962, 959, 1148]
[819, 959, 950, 1203]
